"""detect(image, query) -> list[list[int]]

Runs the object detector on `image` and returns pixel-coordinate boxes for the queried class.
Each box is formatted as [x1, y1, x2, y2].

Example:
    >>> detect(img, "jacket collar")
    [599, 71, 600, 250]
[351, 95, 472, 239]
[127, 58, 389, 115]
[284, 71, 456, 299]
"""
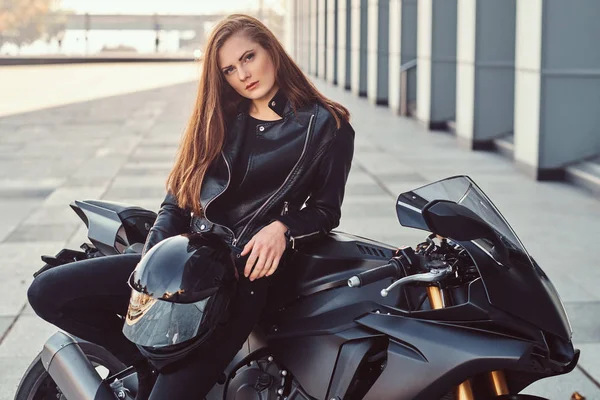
[236, 88, 292, 118]
[226, 89, 294, 152]
[267, 88, 290, 117]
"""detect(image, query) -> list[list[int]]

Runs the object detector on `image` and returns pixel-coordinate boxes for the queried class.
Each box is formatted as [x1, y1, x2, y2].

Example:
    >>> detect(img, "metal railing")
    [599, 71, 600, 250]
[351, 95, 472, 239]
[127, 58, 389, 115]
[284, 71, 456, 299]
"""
[399, 59, 417, 116]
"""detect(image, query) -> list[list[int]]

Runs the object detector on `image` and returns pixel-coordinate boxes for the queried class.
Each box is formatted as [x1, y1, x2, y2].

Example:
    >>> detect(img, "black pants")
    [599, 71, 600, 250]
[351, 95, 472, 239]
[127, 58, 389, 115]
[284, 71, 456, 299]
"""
[27, 252, 270, 399]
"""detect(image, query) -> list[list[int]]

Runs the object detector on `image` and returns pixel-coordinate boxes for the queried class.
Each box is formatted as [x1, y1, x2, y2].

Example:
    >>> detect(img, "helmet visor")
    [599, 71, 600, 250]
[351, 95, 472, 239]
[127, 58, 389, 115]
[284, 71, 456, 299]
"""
[123, 290, 209, 348]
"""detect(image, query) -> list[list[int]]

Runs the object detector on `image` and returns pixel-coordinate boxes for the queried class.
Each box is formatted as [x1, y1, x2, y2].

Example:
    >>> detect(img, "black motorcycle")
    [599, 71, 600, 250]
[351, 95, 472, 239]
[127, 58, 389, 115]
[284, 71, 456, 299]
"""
[15, 176, 579, 400]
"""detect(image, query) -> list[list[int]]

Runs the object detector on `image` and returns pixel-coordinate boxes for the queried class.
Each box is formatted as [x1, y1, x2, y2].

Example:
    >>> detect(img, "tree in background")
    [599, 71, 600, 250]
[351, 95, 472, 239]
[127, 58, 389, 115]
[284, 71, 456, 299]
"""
[44, 9, 68, 50]
[0, 0, 66, 51]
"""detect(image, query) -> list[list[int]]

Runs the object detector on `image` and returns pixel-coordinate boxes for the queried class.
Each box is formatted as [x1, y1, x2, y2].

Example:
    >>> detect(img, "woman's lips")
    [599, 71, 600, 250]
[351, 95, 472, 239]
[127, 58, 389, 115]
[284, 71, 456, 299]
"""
[246, 81, 259, 90]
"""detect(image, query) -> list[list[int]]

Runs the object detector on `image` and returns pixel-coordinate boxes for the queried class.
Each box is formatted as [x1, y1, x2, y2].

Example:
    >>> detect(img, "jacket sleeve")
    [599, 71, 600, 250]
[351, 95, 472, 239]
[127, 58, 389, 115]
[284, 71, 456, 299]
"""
[142, 191, 191, 256]
[275, 121, 355, 248]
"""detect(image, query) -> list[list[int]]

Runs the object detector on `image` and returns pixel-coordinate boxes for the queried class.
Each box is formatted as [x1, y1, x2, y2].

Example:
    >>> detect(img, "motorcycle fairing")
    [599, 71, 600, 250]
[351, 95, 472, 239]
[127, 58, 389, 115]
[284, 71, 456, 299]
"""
[356, 312, 533, 400]
[395, 176, 571, 341]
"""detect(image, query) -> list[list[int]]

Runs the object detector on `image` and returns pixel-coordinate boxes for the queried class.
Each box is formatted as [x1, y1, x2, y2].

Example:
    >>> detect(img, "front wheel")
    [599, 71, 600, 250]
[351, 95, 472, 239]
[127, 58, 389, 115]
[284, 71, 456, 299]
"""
[14, 338, 126, 400]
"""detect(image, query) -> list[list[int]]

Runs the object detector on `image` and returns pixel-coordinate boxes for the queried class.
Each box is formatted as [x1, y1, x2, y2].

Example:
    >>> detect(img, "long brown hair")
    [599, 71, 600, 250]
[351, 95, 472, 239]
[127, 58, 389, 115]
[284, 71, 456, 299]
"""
[167, 14, 350, 216]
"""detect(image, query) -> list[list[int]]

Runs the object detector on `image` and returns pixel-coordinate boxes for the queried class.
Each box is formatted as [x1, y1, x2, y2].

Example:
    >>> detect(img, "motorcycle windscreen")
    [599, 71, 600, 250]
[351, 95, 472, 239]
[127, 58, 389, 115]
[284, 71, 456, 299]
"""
[123, 290, 209, 347]
[395, 175, 572, 340]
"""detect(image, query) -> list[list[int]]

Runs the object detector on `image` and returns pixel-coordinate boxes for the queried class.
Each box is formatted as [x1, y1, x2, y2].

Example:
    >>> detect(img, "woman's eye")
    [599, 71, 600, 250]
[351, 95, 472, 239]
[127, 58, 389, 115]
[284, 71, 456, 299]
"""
[223, 67, 233, 75]
[245, 53, 255, 62]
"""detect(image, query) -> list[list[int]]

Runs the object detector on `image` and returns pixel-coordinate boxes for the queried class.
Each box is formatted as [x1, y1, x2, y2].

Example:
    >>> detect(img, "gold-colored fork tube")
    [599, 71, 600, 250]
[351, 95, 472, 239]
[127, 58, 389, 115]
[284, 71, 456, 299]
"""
[489, 370, 509, 395]
[456, 380, 476, 400]
[426, 286, 444, 309]
[427, 286, 476, 400]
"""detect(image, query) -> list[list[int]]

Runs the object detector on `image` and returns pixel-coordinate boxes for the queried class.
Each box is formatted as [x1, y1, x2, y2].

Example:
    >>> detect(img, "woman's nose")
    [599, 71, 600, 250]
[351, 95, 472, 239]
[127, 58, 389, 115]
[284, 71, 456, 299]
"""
[237, 67, 250, 81]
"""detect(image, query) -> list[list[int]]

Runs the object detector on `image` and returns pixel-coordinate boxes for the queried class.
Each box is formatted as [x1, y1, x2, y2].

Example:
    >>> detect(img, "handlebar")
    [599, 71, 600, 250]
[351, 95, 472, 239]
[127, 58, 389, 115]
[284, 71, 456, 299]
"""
[347, 257, 407, 288]
[380, 265, 452, 297]
[348, 254, 453, 297]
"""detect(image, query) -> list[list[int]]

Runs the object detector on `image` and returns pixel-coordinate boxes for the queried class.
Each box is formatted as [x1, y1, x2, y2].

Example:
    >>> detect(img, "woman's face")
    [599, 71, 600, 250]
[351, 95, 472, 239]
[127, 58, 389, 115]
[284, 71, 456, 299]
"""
[218, 33, 277, 102]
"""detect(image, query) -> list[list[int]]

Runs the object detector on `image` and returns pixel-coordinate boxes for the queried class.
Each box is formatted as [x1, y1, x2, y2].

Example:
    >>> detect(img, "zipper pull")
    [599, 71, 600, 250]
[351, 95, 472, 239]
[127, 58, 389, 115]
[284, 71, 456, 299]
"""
[281, 201, 289, 216]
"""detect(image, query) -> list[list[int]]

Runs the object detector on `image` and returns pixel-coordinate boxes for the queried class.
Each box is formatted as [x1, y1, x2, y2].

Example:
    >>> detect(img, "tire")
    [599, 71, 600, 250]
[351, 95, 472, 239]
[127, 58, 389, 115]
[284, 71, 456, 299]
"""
[14, 337, 126, 400]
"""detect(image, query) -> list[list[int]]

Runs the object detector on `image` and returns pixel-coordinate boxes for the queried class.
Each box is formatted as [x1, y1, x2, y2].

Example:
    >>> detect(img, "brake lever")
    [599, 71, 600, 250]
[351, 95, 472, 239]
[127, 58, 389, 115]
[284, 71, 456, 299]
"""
[380, 265, 453, 297]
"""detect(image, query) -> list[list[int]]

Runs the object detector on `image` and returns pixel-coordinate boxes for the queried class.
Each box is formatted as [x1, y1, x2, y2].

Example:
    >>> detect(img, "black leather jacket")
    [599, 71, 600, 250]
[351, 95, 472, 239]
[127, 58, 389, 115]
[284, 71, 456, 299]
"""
[142, 90, 355, 254]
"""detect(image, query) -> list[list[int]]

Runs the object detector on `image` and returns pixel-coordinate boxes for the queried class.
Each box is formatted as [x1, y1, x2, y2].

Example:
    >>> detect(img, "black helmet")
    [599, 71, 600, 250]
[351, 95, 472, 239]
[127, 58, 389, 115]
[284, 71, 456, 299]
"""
[122, 233, 237, 364]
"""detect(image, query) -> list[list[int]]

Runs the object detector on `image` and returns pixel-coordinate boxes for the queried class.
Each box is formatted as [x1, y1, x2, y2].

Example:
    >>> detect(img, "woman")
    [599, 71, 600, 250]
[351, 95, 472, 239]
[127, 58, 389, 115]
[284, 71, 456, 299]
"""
[27, 14, 354, 399]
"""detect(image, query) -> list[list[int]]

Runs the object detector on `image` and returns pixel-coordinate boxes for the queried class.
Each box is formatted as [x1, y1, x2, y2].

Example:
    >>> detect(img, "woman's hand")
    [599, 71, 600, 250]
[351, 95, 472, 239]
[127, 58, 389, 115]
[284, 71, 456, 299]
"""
[241, 221, 288, 281]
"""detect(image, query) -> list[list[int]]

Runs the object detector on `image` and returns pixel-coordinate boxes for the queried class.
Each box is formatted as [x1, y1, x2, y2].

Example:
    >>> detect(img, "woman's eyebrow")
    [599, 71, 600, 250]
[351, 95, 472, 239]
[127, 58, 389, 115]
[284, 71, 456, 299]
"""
[221, 49, 255, 70]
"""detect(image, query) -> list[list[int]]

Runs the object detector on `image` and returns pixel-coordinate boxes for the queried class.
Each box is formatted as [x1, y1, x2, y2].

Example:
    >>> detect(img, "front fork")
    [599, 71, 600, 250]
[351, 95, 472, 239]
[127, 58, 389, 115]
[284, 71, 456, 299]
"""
[426, 287, 510, 399]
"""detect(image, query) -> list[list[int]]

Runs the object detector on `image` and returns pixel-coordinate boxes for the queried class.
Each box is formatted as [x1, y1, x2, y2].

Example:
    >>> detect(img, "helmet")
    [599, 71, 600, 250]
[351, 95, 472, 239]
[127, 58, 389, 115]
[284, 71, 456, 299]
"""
[122, 233, 237, 364]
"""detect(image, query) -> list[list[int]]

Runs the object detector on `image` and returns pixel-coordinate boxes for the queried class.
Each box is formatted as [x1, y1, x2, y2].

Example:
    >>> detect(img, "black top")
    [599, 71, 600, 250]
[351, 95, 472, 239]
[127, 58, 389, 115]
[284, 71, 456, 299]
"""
[210, 114, 301, 232]
[229, 115, 262, 192]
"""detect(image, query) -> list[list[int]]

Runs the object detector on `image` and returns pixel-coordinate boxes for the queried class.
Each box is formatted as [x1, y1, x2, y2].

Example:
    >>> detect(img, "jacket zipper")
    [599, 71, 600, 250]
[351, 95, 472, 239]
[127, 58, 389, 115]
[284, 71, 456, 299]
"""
[281, 201, 289, 216]
[202, 151, 236, 240]
[291, 231, 320, 240]
[287, 230, 321, 250]
[232, 114, 316, 246]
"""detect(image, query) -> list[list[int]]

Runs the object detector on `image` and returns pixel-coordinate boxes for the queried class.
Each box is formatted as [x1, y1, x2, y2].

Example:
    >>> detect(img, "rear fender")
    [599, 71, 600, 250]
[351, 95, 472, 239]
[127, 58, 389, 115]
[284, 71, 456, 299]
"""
[71, 200, 127, 255]
[70, 200, 156, 256]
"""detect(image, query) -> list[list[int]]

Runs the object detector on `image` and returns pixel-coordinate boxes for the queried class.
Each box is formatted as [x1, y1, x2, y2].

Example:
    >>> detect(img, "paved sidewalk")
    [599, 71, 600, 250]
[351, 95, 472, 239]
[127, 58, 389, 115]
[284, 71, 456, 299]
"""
[0, 65, 598, 399]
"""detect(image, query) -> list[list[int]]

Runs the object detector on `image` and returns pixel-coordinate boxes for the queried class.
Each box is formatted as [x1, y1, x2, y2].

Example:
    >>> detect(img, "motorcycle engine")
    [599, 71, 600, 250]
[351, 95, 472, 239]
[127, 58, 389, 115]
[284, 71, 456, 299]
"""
[226, 356, 311, 400]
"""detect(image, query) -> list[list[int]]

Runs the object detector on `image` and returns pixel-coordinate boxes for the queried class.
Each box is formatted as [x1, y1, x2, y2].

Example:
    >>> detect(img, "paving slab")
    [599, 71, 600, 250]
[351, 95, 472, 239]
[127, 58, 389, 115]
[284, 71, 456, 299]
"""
[577, 343, 600, 385]
[521, 367, 600, 399]
[0, 317, 64, 400]
[0, 199, 43, 243]
[564, 302, 600, 344]
[0, 317, 12, 340]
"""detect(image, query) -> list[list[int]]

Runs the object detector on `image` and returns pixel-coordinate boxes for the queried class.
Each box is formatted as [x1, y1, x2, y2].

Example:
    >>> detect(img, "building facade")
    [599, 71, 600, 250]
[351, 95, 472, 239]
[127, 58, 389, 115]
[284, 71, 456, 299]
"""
[285, 0, 600, 188]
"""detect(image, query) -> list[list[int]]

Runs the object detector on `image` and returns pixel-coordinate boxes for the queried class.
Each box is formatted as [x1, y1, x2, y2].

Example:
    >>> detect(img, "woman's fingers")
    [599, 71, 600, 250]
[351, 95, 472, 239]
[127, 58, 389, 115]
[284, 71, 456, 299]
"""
[255, 257, 274, 280]
[265, 255, 281, 277]
[241, 238, 255, 257]
[244, 246, 259, 278]
[242, 223, 287, 280]
[249, 248, 269, 281]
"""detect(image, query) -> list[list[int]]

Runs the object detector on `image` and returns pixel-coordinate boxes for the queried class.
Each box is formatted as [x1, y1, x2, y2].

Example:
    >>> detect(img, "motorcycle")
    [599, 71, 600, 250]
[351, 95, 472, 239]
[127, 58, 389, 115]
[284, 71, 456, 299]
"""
[15, 176, 579, 400]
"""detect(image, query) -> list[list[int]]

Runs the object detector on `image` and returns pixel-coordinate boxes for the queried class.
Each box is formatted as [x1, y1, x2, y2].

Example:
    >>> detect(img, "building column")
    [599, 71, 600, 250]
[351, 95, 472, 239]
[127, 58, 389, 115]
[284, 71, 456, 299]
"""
[298, 0, 307, 71]
[367, 0, 389, 105]
[326, 0, 338, 84]
[296, 0, 303, 63]
[455, 0, 516, 149]
[310, 0, 318, 75]
[350, 0, 368, 97]
[416, 0, 458, 129]
[389, 0, 418, 113]
[318, 0, 327, 78]
[514, 0, 600, 180]
[337, 0, 351, 90]
[284, 0, 295, 56]
[389, 0, 401, 112]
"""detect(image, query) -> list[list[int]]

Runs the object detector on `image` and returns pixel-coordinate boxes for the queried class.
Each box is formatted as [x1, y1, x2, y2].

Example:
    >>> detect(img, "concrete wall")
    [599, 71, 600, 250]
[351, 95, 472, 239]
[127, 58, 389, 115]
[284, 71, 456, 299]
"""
[318, 0, 327, 78]
[287, 0, 600, 181]
[367, 0, 390, 105]
[351, 0, 368, 97]
[310, 0, 318, 75]
[326, 0, 338, 84]
[416, 0, 458, 128]
[337, 0, 351, 90]
[456, 0, 516, 149]
[401, 0, 419, 107]
[514, 0, 600, 178]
